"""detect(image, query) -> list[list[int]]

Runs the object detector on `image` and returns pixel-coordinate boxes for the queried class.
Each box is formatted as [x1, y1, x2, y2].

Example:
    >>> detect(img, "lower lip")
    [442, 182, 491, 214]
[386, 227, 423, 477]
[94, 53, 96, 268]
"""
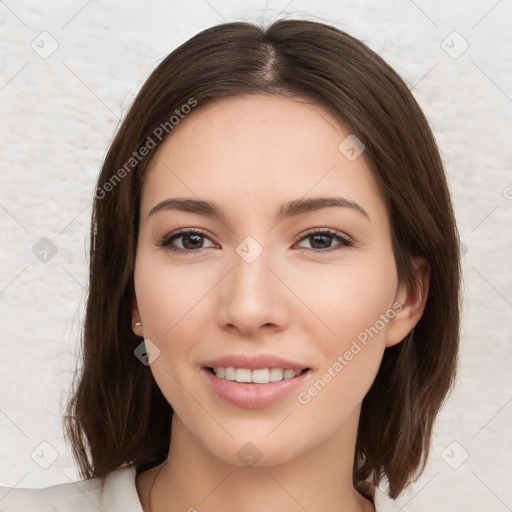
[201, 368, 310, 409]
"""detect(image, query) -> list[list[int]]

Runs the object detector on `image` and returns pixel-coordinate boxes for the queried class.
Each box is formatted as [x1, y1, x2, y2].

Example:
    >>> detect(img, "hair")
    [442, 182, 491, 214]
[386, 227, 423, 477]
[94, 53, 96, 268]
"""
[64, 18, 461, 500]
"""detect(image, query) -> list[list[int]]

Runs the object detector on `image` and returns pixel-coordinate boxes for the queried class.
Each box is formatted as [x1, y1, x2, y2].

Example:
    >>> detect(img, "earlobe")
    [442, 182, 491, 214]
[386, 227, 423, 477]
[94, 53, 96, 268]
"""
[385, 258, 430, 348]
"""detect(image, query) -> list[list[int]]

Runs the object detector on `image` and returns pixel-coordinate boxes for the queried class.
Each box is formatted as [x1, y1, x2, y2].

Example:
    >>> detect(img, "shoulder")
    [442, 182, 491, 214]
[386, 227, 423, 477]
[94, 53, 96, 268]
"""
[0, 465, 143, 512]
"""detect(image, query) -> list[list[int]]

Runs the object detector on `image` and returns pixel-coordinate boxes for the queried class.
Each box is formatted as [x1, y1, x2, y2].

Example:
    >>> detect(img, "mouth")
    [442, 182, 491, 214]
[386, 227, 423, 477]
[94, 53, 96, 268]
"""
[201, 365, 312, 408]
[205, 366, 311, 384]
[200, 353, 313, 408]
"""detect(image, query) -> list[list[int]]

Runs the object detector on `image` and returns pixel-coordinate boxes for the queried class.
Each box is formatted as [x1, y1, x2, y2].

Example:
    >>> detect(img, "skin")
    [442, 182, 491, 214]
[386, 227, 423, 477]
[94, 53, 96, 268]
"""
[131, 94, 429, 512]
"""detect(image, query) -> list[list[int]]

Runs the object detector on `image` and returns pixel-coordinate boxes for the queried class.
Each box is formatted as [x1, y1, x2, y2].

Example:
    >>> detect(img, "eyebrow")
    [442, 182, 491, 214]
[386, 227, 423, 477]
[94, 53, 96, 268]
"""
[148, 196, 369, 221]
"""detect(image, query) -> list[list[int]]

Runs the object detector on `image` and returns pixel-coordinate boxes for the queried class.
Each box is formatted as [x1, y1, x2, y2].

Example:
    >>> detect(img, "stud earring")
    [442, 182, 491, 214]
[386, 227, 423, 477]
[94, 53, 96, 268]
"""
[132, 322, 143, 328]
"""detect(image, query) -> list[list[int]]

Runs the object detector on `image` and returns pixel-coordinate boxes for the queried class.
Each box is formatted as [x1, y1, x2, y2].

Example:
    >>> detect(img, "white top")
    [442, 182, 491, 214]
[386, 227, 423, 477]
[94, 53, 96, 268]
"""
[0, 465, 400, 511]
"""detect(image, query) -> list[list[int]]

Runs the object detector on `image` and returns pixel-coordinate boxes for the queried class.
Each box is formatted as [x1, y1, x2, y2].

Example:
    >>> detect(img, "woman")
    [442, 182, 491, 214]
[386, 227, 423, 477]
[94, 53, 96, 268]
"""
[0, 18, 460, 512]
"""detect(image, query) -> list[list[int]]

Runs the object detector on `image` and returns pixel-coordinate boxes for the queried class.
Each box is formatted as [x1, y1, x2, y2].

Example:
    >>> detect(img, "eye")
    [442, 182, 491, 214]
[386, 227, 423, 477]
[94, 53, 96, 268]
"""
[158, 228, 216, 255]
[294, 228, 353, 253]
[158, 227, 353, 256]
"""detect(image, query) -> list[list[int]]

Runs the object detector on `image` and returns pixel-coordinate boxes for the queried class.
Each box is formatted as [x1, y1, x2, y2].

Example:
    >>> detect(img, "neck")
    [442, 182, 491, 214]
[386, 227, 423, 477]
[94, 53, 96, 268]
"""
[144, 409, 373, 512]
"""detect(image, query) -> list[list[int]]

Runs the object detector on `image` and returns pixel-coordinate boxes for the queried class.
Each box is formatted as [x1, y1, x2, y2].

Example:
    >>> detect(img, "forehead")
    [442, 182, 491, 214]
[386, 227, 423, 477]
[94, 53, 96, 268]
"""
[140, 94, 386, 223]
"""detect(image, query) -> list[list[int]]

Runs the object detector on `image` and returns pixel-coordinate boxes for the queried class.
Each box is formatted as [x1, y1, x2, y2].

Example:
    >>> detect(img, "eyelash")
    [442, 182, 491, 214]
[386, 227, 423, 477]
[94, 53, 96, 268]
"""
[157, 228, 353, 255]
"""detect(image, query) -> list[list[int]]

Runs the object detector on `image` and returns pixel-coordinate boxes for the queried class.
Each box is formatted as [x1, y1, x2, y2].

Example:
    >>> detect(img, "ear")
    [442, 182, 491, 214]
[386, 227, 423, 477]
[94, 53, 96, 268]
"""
[131, 293, 144, 337]
[385, 258, 430, 348]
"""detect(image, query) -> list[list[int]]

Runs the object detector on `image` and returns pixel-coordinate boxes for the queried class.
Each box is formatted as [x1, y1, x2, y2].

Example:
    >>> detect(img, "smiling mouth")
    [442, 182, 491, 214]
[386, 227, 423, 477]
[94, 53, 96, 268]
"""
[205, 366, 310, 384]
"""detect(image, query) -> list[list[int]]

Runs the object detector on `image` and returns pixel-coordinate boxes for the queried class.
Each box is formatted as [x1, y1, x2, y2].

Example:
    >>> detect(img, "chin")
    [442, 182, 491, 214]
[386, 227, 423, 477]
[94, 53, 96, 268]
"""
[202, 433, 311, 469]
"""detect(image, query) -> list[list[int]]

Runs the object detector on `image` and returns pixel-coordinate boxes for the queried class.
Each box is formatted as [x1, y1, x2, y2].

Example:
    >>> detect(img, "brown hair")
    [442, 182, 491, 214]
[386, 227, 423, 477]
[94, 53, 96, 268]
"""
[64, 18, 461, 500]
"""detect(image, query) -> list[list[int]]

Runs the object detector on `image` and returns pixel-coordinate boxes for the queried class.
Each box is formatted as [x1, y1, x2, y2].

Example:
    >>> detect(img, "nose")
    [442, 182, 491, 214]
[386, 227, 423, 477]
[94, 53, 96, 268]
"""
[216, 243, 290, 338]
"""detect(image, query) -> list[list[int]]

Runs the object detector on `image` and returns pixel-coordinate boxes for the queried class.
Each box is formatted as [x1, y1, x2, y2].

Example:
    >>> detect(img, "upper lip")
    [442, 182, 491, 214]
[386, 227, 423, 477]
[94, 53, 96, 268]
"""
[202, 354, 310, 371]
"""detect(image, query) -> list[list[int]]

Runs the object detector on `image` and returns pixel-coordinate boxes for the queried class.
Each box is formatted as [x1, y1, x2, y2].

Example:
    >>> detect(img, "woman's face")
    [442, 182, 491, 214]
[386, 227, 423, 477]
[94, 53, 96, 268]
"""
[133, 94, 406, 467]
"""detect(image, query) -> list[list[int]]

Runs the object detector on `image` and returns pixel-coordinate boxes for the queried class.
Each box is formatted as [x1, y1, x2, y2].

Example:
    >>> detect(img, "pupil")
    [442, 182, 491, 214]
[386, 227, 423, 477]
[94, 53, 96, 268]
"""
[311, 234, 331, 249]
[183, 233, 203, 249]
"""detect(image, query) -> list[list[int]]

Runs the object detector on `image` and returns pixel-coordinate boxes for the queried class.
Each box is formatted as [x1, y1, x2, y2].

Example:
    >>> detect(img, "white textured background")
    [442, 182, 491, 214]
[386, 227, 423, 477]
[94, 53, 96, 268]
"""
[0, 1, 511, 510]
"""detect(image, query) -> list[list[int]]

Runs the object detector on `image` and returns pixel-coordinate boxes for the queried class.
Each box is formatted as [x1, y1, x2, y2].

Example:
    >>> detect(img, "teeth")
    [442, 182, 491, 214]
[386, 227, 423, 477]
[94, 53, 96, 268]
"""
[212, 367, 304, 384]
[284, 369, 296, 379]
[252, 368, 270, 383]
[269, 368, 284, 382]
[235, 368, 252, 383]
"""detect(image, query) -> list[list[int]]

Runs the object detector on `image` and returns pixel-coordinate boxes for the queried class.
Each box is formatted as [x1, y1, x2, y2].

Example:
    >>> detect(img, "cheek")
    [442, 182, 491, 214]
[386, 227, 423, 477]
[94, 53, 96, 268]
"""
[331, 267, 397, 347]
[132, 290, 180, 415]
[133, 249, 217, 403]
[291, 248, 398, 346]
[134, 248, 210, 340]
[291, 252, 398, 413]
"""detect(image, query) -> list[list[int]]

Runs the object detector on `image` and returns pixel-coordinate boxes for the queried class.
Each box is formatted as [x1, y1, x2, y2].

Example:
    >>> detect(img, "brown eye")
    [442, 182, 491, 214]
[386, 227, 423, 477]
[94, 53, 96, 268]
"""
[296, 229, 352, 252]
[159, 229, 215, 254]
